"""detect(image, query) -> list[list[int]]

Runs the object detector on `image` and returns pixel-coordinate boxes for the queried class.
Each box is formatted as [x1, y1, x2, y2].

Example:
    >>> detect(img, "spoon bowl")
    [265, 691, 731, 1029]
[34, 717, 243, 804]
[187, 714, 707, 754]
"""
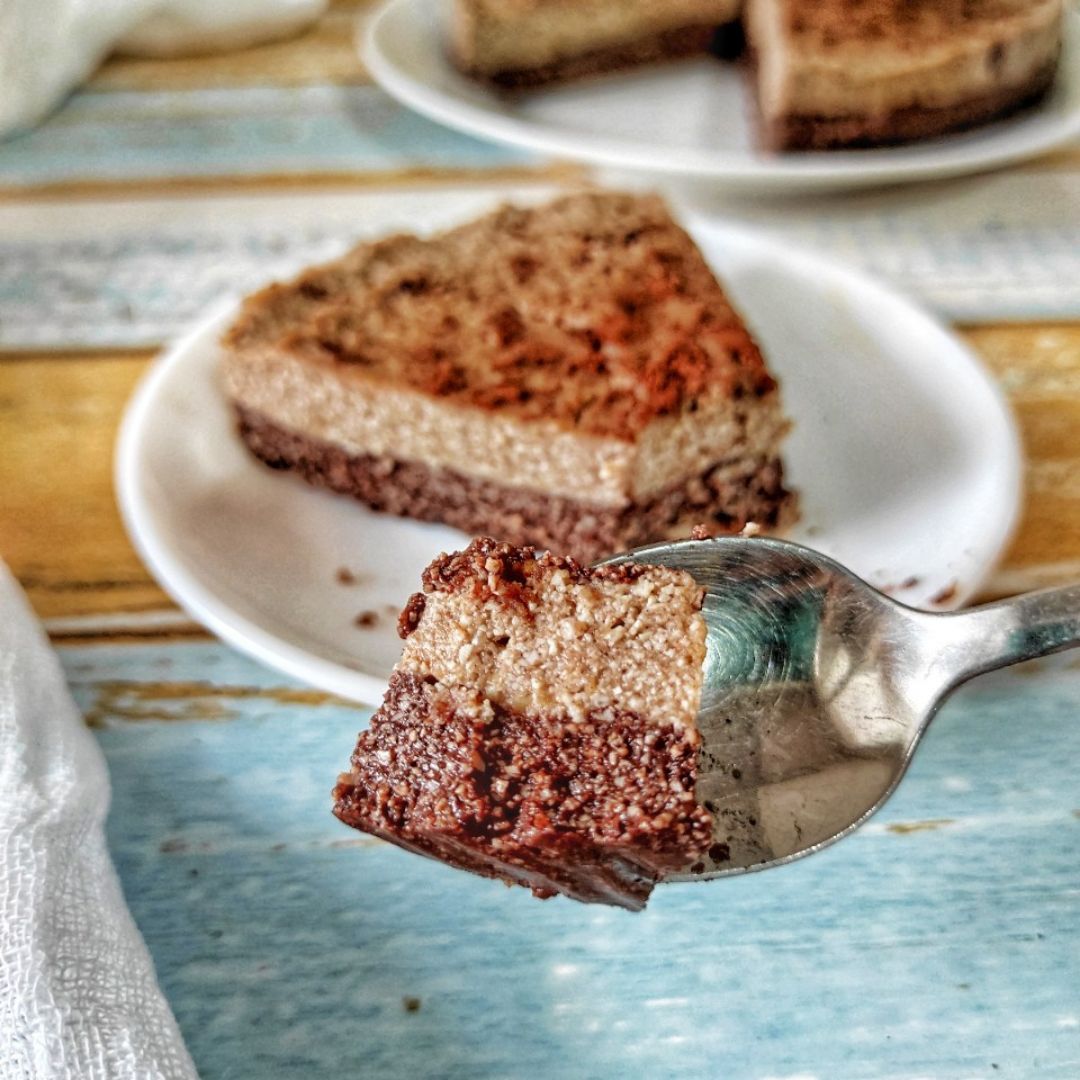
[599, 536, 1080, 880]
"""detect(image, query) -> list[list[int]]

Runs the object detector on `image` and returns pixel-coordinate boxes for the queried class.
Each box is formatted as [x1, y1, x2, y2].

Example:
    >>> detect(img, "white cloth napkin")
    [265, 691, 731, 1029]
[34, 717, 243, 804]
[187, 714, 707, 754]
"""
[0, 0, 328, 139]
[0, 564, 198, 1080]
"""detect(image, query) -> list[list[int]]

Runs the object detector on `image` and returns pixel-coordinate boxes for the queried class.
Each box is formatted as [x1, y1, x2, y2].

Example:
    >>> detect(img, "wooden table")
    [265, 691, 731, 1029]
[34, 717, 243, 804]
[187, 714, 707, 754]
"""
[2, 5, 1079, 1076]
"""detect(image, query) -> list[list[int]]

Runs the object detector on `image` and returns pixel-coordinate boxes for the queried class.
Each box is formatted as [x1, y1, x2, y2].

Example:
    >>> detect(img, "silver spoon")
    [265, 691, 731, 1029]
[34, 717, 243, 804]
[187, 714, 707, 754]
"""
[599, 536, 1080, 880]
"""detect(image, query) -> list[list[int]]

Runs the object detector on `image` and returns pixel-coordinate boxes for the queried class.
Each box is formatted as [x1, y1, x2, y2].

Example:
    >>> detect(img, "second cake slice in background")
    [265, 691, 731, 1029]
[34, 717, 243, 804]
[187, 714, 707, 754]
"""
[448, 0, 743, 87]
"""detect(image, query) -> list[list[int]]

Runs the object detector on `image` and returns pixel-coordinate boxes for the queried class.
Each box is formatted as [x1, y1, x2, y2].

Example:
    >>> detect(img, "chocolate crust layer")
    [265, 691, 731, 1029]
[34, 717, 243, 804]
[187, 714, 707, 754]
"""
[332, 672, 714, 910]
[236, 405, 793, 563]
[767, 61, 1058, 151]
[459, 23, 732, 89]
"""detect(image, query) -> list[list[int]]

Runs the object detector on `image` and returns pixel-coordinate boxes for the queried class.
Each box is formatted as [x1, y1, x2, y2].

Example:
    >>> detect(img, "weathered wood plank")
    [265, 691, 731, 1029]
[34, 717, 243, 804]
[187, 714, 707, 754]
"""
[678, 166, 1080, 322]
[1, 174, 1078, 352]
[0, 85, 534, 192]
[60, 640, 1080, 1079]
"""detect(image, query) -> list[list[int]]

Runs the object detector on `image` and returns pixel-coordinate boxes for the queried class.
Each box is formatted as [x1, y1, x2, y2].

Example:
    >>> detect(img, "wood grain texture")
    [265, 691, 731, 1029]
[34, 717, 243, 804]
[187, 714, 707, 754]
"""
[1, 326, 1078, 627]
[0, 353, 173, 619]
[60, 640, 1080, 1079]
[0, 85, 535, 193]
[2, 174, 1076, 352]
[966, 324, 1080, 597]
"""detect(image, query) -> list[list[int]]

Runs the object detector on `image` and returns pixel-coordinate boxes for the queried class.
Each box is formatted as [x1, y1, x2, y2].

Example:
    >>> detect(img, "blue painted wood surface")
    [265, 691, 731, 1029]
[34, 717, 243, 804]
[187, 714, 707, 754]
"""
[0, 86, 528, 187]
[60, 642, 1080, 1079]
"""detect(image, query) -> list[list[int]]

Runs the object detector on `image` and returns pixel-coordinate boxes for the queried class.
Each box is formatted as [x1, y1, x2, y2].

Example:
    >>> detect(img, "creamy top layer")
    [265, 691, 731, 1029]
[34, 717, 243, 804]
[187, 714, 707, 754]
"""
[453, 0, 741, 72]
[222, 192, 776, 444]
[748, 0, 1062, 117]
[222, 346, 788, 504]
[397, 539, 707, 728]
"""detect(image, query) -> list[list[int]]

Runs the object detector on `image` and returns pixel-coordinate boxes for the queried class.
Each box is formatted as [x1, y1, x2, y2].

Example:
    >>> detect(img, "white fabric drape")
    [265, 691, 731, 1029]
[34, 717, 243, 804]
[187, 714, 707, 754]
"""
[0, 564, 199, 1079]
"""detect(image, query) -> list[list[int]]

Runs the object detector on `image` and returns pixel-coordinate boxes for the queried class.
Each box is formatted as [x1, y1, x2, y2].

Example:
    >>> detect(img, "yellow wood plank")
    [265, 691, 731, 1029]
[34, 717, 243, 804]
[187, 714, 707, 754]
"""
[1, 326, 1078, 626]
[90, 0, 376, 92]
[0, 164, 584, 205]
[0, 352, 172, 619]
[961, 324, 1080, 598]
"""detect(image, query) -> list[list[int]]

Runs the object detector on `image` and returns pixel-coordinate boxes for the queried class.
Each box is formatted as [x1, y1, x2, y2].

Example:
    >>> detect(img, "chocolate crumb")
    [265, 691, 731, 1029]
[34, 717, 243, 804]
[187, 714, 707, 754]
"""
[931, 581, 959, 606]
[354, 611, 380, 628]
[336, 567, 357, 585]
[398, 592, 427, 638]
[402, 996, 422, 1013]
[708, 842, 731, 863]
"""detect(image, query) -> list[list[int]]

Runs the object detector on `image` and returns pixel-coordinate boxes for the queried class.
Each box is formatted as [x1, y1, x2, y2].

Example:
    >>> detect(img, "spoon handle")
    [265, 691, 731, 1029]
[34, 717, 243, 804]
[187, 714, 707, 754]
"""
[934, 582, 1080, 685]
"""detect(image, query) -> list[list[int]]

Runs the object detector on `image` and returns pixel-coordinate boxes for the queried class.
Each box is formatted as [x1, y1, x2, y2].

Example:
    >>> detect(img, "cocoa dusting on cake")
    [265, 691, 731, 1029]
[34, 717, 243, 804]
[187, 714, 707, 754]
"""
[223, 191, 796, 561]
[419, 536, 649, 605]
[224, 192, 776, 441]
[777, 0, 1054, 52]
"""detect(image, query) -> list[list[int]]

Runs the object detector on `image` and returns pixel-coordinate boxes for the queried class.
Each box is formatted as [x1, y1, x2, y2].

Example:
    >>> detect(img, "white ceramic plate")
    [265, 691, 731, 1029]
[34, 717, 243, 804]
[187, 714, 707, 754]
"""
[116, 211, 1022, 706]
[363, 0, 1080, 191]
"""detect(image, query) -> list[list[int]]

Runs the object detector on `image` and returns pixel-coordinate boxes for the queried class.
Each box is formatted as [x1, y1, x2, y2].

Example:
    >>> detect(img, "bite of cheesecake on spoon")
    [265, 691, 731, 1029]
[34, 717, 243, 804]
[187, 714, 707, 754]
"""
[333, 535, 1080, 910]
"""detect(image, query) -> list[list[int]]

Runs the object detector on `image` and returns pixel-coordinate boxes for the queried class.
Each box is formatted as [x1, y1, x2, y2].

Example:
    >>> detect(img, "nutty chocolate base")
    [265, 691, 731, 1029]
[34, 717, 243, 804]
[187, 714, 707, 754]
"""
[332, 672, 713, 911]
[767, 63, 1058, 151]
[235, 405, 794, 564]
[461, 23, 733, 90]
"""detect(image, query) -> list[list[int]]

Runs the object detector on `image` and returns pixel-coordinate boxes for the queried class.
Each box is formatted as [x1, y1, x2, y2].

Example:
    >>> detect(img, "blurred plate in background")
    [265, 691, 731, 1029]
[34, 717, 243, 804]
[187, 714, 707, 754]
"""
[364, 0, 1080, 192]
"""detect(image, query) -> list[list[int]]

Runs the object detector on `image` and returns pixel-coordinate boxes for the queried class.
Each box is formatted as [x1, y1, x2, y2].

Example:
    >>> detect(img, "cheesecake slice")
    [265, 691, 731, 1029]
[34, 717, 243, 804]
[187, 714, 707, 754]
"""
[332, 538, 714, 910]
[744, 0, 1064, 150]
[222, 191, 794, 564]
[450, 0, 744, 87]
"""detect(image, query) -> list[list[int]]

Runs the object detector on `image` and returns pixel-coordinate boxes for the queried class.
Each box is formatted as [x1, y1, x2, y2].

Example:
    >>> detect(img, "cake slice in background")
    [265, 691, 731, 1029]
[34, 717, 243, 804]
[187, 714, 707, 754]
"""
[744, 0, 1064, 150]
[221, 190, 794, 564]
[332, 538, 714, 910]
[448, 0, 743, 87]
[446, 0, 1064, 151]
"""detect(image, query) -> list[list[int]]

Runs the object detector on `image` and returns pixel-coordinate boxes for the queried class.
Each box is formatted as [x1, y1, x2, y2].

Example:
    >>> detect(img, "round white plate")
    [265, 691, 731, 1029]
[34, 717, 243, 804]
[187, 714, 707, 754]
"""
[116, 215, 1022, 706]
[363, 0, 1080, 191]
